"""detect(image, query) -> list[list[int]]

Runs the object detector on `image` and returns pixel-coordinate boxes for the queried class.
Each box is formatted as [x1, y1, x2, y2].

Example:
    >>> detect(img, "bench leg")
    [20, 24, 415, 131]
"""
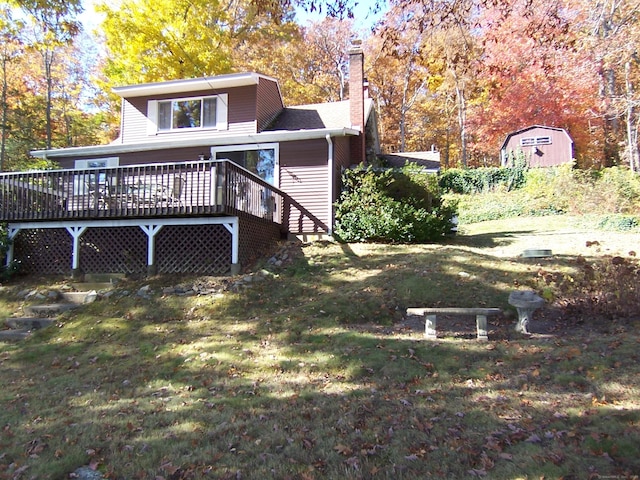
[476, 315, 488, 341]
[425, 314, 437, 339]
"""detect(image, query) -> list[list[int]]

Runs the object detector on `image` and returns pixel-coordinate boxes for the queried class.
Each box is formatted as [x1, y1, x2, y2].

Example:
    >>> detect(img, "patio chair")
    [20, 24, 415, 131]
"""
[167, 176, 186, 205]
[84, 179, 110, 209]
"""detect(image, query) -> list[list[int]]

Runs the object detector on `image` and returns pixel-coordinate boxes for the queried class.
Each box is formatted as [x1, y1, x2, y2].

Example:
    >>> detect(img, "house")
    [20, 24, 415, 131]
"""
[501, 125, 574, 167]
[0, 41, 379, 277]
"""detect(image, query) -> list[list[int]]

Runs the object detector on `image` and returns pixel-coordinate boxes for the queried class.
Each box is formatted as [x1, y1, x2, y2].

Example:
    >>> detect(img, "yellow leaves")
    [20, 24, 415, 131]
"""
[592, 396, 608, 407]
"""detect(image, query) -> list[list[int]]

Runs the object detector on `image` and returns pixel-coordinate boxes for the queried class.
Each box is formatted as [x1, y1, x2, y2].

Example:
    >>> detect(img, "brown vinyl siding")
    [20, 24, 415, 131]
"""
[53, 147, 208, 170]
[256, 78, 284, 132]
[332, 137, 351, 203]
[120, 86, 259, 144]
[333, 136, 351, 170]
[280, 139, 329, 233]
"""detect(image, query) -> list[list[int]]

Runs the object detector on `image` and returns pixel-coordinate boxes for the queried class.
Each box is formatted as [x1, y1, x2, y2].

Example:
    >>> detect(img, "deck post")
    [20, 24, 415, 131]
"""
[140, 224, 163, 276]
[65, 226, 87, 279]
[5, 226, 20, 268]
[223, 218, 240, 275]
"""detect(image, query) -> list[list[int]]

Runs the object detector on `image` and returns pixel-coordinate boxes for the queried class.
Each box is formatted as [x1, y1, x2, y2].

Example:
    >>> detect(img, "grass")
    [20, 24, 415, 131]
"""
[1, 215, 640, 479]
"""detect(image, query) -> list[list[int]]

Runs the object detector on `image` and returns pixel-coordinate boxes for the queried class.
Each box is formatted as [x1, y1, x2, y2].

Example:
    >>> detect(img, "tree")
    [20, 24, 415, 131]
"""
[371, 0, 488, 166]
[466, 0, 601, 167]
[0, 7, 23, 171]
[233, 17, 357, 105]
[12, 0, 82, 149]
[369, 6, 433, 152]
[580, 0, 640, 170]
[97, 0, 300, 88]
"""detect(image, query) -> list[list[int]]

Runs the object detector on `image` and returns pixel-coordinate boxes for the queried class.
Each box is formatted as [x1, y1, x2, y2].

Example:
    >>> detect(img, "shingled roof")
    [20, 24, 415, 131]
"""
[267, 99, 374, 131]
[380, 151, 441, 171]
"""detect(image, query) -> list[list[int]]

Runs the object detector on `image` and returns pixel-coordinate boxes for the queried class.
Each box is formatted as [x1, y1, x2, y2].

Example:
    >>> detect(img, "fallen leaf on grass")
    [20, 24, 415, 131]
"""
[334, 444, 353, 456]
[344, 456, 360, 469]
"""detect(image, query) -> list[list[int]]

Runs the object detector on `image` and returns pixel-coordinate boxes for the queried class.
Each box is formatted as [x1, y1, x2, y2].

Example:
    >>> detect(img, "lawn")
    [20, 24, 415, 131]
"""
[1, 215, 639, 479]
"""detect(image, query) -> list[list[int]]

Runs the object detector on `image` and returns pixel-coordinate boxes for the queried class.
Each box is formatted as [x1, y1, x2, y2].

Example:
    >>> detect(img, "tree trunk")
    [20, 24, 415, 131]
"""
[0, 54, 7, 171]
[625, 61, 639, 172]
[45, 49, 54, 150]
[454, 73, 467, 168]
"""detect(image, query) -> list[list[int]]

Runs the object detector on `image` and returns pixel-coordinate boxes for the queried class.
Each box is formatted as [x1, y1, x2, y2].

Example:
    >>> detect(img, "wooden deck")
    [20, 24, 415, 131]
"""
[0, 160, 284, 224]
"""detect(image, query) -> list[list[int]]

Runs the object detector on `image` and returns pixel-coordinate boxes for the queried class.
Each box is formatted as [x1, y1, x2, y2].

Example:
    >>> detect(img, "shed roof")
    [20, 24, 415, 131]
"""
[500, 125, 573, 151]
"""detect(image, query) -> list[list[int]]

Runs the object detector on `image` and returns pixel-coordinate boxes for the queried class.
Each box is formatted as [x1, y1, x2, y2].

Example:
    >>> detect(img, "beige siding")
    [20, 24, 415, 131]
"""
[256, 78, 284, 132]
[280, 139, 329, 233]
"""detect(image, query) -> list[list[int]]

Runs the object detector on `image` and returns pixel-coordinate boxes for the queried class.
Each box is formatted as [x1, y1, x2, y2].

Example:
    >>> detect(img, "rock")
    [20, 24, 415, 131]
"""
[47, 290, 60, 300]
[137, 285, 152, 297]
[84, 291, 98, 304]
[72, 466, 105, 480]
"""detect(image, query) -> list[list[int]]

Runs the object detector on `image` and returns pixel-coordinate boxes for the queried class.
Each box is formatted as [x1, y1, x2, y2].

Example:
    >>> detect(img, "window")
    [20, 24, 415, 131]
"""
[148, 94, 227, 134]
[157, 96, 217, 130]
[520, 136, 552, 147]
[212, 144, 279, 186]
[73, 157, 119, 195]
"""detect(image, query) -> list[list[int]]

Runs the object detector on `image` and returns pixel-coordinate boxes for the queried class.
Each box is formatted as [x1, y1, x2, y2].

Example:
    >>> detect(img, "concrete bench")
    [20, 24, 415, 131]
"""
[406, 307, 502, 341]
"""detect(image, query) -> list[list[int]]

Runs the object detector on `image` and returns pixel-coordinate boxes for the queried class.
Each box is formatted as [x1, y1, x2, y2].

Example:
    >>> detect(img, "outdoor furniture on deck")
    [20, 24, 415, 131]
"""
[0, 159, 286, 222]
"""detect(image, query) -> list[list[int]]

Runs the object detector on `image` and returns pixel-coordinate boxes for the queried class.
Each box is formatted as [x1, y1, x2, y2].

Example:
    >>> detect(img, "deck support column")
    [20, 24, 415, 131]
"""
[65, 226, 87, 280]
[223, 218, 240, 275]
[5, 226, 21, 269]
[140, 224, 163, 276]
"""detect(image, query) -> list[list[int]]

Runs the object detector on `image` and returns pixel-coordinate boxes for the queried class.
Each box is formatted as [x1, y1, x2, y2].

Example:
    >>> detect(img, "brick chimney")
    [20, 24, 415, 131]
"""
[349, 39, 366, 164]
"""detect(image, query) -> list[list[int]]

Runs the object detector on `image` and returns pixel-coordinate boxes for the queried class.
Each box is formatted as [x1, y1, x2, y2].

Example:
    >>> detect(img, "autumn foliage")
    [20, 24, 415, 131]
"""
[3, 0, 640, 171]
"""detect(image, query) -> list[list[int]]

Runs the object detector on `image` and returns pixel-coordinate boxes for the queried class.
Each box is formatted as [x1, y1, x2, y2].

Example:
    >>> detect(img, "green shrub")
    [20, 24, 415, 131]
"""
[334, 164, 457, 243]
[439, 155, 528, 194]
[453, 164, 640, 225]
[596, 214, 639, 231]
[598, 167, 640, 212]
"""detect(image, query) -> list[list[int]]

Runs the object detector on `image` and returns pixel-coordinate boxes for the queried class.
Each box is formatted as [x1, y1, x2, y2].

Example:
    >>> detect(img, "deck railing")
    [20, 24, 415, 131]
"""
[0, 160, 286, 225]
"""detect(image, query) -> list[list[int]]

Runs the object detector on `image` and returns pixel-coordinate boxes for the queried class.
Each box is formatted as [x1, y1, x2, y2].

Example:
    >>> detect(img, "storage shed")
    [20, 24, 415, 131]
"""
[501, 125, 574, 167]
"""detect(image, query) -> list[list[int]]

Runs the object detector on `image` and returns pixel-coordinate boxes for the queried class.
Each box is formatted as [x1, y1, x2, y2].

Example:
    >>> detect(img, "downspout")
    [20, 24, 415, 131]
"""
[326, 134, 334, 236]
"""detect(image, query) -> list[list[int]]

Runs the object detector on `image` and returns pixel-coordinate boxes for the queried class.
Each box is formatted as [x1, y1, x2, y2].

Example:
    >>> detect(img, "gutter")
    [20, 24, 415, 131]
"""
[31, 128, 360, 158]
[326, 134, 334, 236]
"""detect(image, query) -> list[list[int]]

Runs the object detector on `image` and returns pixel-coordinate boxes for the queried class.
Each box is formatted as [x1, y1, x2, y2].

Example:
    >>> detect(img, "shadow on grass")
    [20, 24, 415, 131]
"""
[3, 310, 639, 479]
[448, 229, 534, 250]
[1, 242, 639, 478]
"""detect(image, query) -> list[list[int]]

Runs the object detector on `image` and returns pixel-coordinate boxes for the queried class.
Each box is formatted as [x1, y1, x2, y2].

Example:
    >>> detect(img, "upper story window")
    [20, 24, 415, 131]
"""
[147, 93, 228, 134]
[520, 136, 552, 147]
[158, 97, 217, 130]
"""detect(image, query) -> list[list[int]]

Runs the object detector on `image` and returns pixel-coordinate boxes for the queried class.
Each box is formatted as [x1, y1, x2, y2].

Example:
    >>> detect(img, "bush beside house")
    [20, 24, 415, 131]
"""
[334, 163, 457, 243]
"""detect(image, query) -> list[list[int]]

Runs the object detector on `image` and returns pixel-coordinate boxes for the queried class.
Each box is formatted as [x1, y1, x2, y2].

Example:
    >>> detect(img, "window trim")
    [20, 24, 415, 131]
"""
[147, 93, 228, 135]
[520, 136, 552, 147]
